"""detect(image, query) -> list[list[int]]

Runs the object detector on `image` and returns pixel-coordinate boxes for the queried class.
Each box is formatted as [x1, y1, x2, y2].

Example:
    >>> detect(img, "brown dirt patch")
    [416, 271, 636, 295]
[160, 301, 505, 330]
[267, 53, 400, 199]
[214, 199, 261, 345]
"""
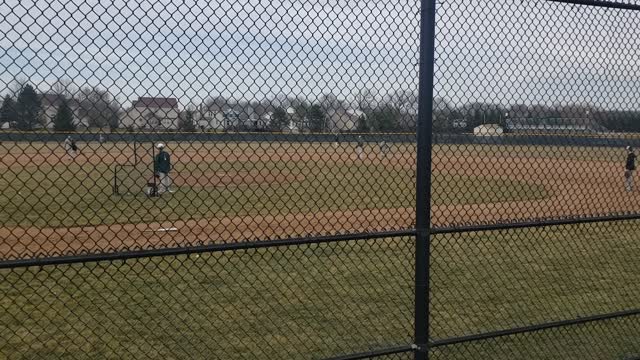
[1, 143, 638, 261]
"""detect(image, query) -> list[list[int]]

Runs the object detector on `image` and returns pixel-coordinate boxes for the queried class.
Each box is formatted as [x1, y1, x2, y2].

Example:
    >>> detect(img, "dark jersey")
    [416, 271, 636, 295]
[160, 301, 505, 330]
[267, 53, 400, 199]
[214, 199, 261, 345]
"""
[626, 153, 636, 171]
[357, 139, 363, 147]
[155, 151, 171, 174]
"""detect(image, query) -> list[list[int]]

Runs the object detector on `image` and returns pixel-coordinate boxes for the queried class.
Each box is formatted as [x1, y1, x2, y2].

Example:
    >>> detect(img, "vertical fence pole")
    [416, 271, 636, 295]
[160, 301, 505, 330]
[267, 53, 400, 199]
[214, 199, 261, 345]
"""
[134, 140, 138, 165]
[152, 142, 156, 192]
[113, 165, 119, 196]
[415, 0, 437, 358]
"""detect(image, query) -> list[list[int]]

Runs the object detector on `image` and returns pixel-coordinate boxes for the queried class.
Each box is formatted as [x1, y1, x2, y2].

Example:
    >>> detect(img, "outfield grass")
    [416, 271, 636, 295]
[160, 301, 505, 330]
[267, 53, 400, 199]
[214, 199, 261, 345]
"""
[1, 141, 637, 359]
[0, 157, 548, 228]
[2, 221, 640, 359]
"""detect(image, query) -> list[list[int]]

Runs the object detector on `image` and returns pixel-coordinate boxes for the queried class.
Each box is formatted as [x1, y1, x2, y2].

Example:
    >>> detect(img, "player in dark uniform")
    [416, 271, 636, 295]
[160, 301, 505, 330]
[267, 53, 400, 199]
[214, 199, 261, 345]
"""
[154, 143, 173, 195]
[625, 146, 636, 192]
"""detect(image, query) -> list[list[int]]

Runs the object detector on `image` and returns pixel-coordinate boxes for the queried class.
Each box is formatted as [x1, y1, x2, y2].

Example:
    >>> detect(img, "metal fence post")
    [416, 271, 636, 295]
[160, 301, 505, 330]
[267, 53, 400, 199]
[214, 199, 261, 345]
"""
[415, 0, 437, 358]
[113, 165, 119, 196]
[134, 140, 139, 165]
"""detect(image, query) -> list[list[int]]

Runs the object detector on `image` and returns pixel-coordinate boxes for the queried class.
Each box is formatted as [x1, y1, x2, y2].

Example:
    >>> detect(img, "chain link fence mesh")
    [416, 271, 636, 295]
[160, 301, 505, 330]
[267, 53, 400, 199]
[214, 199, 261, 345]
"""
[1, 0, 640, 358]
[427, 0, 640, 358]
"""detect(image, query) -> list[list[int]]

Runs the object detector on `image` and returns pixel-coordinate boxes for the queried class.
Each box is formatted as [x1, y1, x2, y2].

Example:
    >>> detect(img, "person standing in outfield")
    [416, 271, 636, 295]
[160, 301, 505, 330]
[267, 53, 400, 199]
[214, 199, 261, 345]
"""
[154, 143, 173, 195]
[356, 135, 364, 160]
[378, 140, 390, 157]
[64, 135, 77, 159]
[625, 146, 636, 192]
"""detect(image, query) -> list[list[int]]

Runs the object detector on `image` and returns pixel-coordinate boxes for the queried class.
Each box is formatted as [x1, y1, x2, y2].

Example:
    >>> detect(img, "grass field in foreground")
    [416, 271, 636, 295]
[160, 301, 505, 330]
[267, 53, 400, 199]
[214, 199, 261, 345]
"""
[2, 221, 640, 359]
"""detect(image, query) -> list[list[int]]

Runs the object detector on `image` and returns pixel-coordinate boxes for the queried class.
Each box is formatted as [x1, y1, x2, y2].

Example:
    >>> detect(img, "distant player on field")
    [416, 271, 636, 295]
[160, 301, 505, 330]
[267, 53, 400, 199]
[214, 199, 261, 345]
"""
[378, 140, 390, 157]
[64, 135, 78, 159]
[356, 135, 364, 160]
[625, 146, 636, 192]
[154, 143, 173, 195]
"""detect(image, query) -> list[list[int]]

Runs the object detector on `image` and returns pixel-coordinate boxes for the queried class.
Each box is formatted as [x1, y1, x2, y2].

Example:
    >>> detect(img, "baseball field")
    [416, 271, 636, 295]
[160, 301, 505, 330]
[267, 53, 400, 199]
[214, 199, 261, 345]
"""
[1, 140, 640, 358]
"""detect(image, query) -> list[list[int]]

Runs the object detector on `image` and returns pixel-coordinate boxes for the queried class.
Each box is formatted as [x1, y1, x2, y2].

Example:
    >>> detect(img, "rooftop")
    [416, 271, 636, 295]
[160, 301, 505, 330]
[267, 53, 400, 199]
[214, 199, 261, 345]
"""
[132, 97, 178, 109]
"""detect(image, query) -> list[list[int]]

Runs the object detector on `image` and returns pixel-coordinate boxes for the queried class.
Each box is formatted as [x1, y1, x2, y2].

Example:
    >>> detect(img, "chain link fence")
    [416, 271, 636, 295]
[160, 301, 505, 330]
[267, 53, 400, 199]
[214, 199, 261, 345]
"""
[1, 0, 640, 359]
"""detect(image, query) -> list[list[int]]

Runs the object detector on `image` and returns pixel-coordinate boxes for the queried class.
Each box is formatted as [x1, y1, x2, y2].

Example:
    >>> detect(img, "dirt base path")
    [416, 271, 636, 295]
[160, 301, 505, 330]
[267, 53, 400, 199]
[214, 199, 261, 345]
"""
[2, 147, 639, 260]
[3, 184, 640, 260]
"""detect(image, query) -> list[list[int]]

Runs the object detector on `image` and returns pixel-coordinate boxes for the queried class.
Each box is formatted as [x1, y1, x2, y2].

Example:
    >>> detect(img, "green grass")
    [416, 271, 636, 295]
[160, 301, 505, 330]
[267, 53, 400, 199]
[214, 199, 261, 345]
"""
[0, 160, 548, 228]
[2, 221, 640, 359]
[2, 141, 636, 359]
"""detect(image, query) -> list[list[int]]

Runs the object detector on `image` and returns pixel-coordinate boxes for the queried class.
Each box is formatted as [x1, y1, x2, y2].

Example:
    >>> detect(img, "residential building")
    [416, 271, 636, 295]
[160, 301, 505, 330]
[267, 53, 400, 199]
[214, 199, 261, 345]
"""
[40, 93, 89, 129]
[327, 108, 364, 132]
[249, 103, 272, 131]
[195, 104, 225, 130]
[223, 109, 242, 129]
[121, 97, 179, 130]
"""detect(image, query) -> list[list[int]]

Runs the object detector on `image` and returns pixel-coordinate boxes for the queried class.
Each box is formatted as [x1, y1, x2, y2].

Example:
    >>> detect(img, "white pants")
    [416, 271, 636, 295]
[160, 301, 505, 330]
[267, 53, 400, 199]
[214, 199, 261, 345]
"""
[65, 145, 76, 158]
[158, 172, 171, 194]
[356, 146, 363, 159]
[625, 170, 634, 191]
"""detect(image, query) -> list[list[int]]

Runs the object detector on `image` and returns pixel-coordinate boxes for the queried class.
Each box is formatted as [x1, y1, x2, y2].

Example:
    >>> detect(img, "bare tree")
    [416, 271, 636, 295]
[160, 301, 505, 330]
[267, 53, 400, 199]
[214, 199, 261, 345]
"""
[78, 87, 121, 129]
[386, 89, 418, 114]
[50, 78, 77, 98]
[204, 96, 227, 111]
[9, 76, 28, 97]
[354, 88, 376, 111]
[320, 93, 344, 112]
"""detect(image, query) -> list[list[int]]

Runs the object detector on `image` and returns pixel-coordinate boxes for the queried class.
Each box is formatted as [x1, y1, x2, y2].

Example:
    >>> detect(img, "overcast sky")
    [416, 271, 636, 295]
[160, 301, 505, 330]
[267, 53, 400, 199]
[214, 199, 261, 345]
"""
[2, 0, 640, 110]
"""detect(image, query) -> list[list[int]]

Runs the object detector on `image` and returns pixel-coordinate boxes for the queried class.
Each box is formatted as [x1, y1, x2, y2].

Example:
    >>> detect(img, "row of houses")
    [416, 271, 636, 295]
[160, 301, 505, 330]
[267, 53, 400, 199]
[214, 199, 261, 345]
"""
[30, 94, 608, 134]
[35, 95, 365, 132]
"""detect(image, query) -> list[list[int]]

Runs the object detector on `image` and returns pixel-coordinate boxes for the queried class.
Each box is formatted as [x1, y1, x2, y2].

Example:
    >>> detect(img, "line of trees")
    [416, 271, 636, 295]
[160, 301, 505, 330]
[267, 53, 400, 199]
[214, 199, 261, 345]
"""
[0, 80, 122, 132]
[6, 77, 640, 134]
[0, 84, 42, 131]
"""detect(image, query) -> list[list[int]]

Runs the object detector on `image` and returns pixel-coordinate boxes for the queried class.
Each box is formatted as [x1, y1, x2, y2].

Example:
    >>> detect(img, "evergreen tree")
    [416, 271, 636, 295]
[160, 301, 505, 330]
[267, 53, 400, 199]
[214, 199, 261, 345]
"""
[0, 95, 17, 127]
[307, 104, 326, 132]
[356, 114, 368, 132]
[15, 85, 41, 130]
[53, 98, 76, 132]
[369, 105, 398, 132]
[270, 107, 288, 131]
